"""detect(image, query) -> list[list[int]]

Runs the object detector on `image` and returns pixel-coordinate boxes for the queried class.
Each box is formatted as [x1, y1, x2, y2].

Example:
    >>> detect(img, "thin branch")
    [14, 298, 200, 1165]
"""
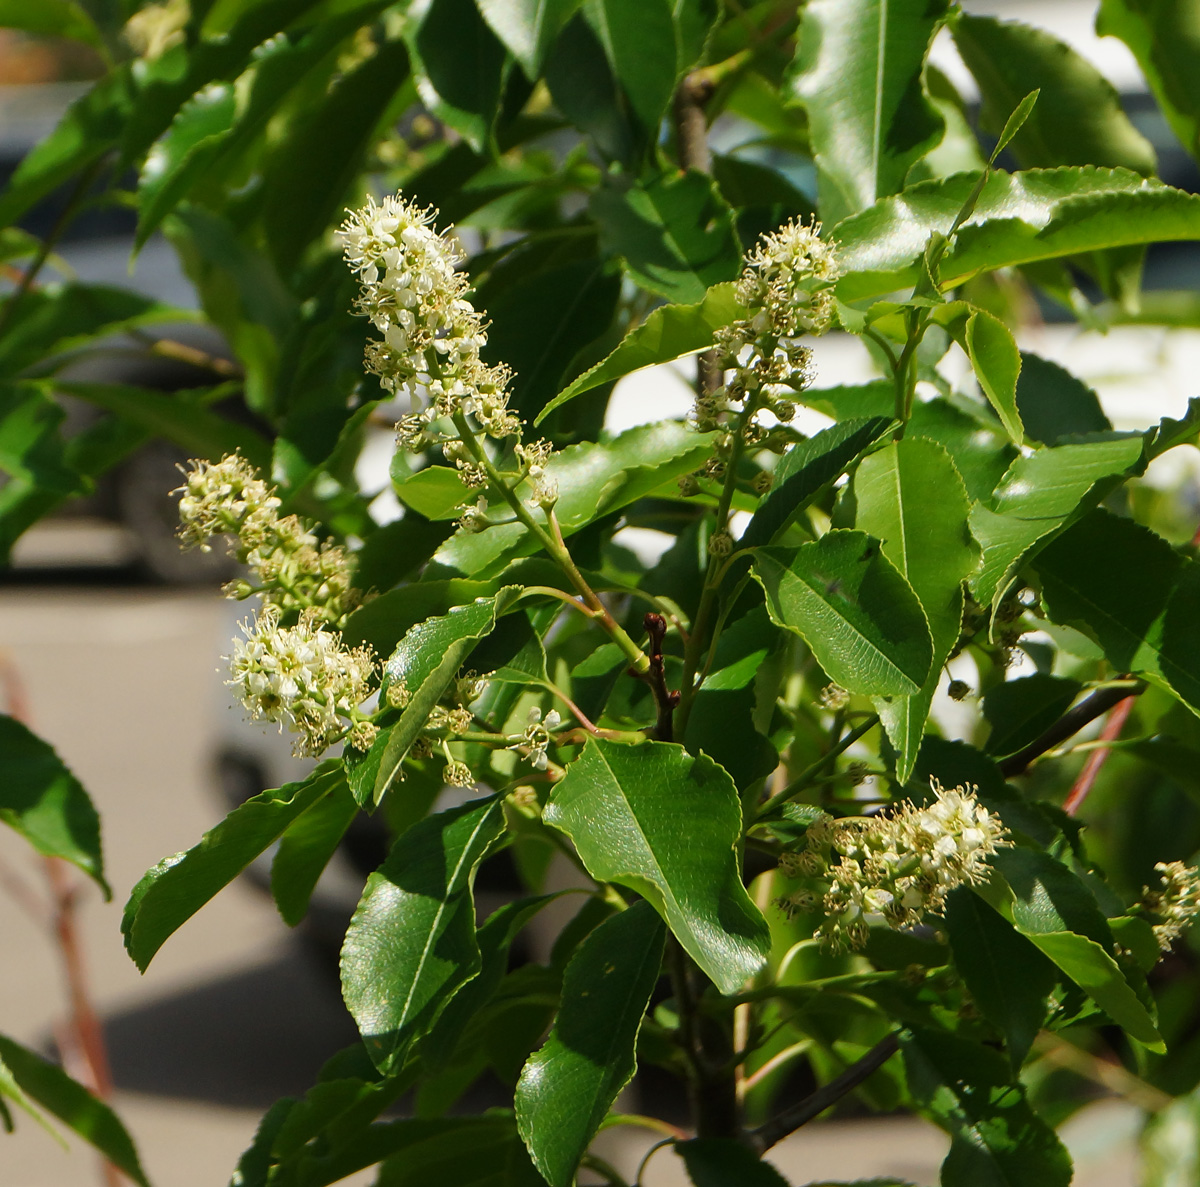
[999, 682, 1145, 778]
[749, 1032, 901, 1154]
[1062, 694, 1136, 815]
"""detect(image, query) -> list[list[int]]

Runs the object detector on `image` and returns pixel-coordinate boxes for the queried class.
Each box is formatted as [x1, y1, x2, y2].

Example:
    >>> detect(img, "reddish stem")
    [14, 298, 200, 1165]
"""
[1063, 695, 1135, 816]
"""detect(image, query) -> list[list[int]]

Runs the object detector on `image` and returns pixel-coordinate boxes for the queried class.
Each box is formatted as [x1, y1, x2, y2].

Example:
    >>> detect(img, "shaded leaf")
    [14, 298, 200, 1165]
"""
[677, 1137, 791, 1186]
[341, 797, 506, 1073]
[270, 778, 359, 927]
[516, 901, 665, 1186]
[1015, 353, 1110, 445]
[544, 739, 769, 994]
[583, 0, 677, 132]
[476, 0, 581, 78]
[982, 674, 1082, 760]
[0, 715, 105, 893]
[753, 531, 933, 697]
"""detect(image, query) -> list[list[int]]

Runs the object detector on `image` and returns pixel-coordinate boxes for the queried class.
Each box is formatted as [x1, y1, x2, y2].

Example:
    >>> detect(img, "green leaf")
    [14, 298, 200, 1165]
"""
[855, 437, 978, 779]
[741, 416, 894, 550]
[515, 901, 665, 1187]
[270, 777, 359, 927]
[583, 0, 677, 132]
[0, 0, 102, 45]
[952, 12, 1155, 175]
[376, 1115, 546, 1187]
[907, 397, 1016, 504]
[0, 715, 105, 894]
[591, 171, 742, 303]
[968, 435, 1146, 608]
[536, 281, 740, 425]
[544, 739, 770, 994]
[977, 847, 1165, 1050]
[0, 1034, 149, 1187]
[789, 0, 950, 225]
[1015, 353, 1110, 445]
[122, 763, 345, 971]
[943, 888, 1055, 1068]
[341, 796, 506, 1074]
[902, 1027, 1072, 1187]
[753, 531, 933, 697]
[928, 304, 1023, 442]
[476, 0, 580, 78]
[982, 674, 1082, 759]
[51, 381, 272, 471]
[435, 421, 716, 577]
[0, 384, 82, 497]
[1098, 0, 1200, 163]
[834, 167, 1200, 303]
[394, 466, 474, 520]
[677, 1138, 791, 1186]
[262, 36, 411, 271]
[414, 0, 505, 151]
[1035, 509, 1200, 714]
[347, 589, 522, 805]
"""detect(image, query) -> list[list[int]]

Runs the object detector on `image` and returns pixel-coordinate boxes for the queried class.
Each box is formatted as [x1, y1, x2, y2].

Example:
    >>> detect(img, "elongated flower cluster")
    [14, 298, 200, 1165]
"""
[337, 195, 525, 464]
[682, 220, 841, 508]
[229, 606, 375, 757]
[1142, 860, 1200, 951]
[779, 782, 1007, 951]
[177, 454, 359, 625]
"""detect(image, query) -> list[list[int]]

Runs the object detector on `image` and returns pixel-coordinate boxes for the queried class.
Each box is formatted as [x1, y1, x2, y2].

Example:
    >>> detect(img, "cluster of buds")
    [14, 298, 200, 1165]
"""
[1141, 861, 1200, 951]
[228, 606, 376, 757]
[338, 195, 537, 521]
[682, 220, 840, 497]
[778, 782, 1007, 951]
[177, 453, 360, 626]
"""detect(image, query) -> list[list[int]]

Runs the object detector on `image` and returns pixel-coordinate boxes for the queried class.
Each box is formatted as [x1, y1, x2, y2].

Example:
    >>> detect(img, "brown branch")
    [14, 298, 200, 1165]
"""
[1062, 694, 1136, 815]
[637, 613, 680, 742]
[749, 1032, 901, 1154]
[999, 682, 1145, 778]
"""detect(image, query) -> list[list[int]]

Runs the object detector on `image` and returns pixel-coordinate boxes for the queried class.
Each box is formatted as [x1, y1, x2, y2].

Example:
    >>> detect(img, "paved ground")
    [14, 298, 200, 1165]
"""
[0, 586, 1145, 1185]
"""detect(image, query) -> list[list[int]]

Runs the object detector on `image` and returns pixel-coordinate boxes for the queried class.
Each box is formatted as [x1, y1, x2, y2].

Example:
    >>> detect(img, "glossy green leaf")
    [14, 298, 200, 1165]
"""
[790, 0, 950, 225]
[343, 577, 496, 656]
[341, 796, 506, 1073]
[583, 0, 677, 132]
[544, 739, 770, 994]
[394, 466, 474, 521]
[516, 901, 665, 1186]
[536, 282, 741, 425]
[270, 777, 359, 928]
[348, 589, 522, 805]
[856, 437, 978, 780]
[676, 1139, 791, 1187]
[1098, 0, 1200, 163]
[965, 310, 1023, 443]
[476, 0, 580, 78]
[1035, 509, 1200, 713]
[835, 167, 1200, 303]
[435, 421, 716, 577]
[902, 1027, 1072, 1187]
[907, 397, 1017, 504]
[0, 715, 105, 893]
[943, 888, 1055, 1068]
[978, 847, 1164, 1049]
[741, 416, 894, 550]
[592, 171, 742, 303]
[1015, 353, 1110, 445]
[753, 531, 933, 697]
[952, 12, 1155, 174]
[122, 763, 345, 970]
[982, 674, 1082, 759]
[968, 435, 1146, 607]
[0, 1034, 149, 1186]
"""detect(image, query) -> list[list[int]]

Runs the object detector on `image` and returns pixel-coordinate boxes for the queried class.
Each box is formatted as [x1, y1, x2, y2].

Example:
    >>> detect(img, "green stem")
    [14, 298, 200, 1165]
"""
[753, 715, 880, 823]
[452, 412, 649, 675]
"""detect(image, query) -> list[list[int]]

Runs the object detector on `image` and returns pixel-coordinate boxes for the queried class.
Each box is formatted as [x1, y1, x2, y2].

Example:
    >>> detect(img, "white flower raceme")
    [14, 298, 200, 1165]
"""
[779, 781, 1007, 951]
[1142, 860, 1200, 951]
[228, 606, 375, 757]
[338, 193, 521, 453]
[177, 454, 359, 625]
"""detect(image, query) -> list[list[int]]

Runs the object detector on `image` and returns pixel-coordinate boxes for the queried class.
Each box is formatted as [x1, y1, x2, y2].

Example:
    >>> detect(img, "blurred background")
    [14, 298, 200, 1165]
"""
[2, 1, 1199, 1184]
